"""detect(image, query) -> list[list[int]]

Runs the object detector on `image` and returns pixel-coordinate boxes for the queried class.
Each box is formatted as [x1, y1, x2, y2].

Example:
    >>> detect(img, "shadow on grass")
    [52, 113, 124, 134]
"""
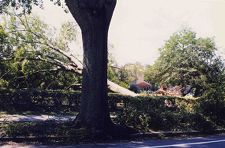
[0, 121, 138, 144]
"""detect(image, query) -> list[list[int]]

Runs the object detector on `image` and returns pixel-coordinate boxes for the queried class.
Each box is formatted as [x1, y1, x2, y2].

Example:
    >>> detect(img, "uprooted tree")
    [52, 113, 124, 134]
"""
[1, 0, 137, 136]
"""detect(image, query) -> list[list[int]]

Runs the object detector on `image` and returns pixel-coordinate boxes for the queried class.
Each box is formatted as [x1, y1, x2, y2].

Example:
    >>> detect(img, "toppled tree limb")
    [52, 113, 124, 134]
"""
[107, 80, 138, 97]
[60, 57, 138, 96]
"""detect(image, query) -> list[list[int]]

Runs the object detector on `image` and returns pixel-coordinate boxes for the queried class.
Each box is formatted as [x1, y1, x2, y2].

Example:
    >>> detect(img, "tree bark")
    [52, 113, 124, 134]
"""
[65, 0, 117, 134]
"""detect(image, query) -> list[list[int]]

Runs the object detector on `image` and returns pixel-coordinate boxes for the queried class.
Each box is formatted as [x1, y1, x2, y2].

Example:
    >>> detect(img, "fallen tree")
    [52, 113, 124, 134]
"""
[45, 46, 138, 97]
[1, 12, 137, 97]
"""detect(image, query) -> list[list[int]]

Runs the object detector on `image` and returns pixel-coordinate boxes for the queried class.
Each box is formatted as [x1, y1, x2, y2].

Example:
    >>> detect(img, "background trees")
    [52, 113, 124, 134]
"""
[145, 29, 225, 97]
[108, 60, 145, 88]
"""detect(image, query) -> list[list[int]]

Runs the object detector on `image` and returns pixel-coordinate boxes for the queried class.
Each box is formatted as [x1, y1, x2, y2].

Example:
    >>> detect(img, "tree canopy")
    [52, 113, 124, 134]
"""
[145, 29, 225, 96]
[0, 0, 65, 13]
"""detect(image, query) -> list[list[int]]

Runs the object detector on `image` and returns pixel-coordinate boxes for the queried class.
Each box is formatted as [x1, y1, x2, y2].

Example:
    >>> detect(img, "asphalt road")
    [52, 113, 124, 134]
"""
[1, 135, 225, 148]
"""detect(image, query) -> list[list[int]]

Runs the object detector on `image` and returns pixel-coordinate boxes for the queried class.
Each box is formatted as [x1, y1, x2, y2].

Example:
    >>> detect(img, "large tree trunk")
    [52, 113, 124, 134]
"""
[65, 0, 116, 134]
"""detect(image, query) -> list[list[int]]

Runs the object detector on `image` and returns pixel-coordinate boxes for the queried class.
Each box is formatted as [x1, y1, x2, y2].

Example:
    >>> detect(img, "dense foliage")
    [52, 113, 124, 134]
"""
[0, 89, 224, 135]
[144, 30, 225, 128]
[145, 29, 225, 97]
[0, 13, 81, 90]
[0, 89, 80, 114]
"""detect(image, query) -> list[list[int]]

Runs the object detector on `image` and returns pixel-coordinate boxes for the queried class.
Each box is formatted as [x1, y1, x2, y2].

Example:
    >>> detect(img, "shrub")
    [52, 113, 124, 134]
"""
[196, 90, 225, 125]
[112, 95, 198, 132]
[0, 89, 81, 114]
[1, 89, 223, 132]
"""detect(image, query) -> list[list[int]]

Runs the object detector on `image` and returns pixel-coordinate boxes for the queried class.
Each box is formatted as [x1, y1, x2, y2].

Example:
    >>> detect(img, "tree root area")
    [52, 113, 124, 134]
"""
[72, 119, 138, 141]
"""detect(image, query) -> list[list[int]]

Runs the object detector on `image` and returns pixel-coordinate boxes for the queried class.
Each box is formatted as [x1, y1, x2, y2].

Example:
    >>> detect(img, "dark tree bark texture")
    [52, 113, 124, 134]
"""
[65, 0, 117, 134]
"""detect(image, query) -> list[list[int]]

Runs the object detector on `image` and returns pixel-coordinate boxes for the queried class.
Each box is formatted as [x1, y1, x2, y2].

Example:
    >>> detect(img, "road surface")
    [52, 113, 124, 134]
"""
[1, 135, 225, 148]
